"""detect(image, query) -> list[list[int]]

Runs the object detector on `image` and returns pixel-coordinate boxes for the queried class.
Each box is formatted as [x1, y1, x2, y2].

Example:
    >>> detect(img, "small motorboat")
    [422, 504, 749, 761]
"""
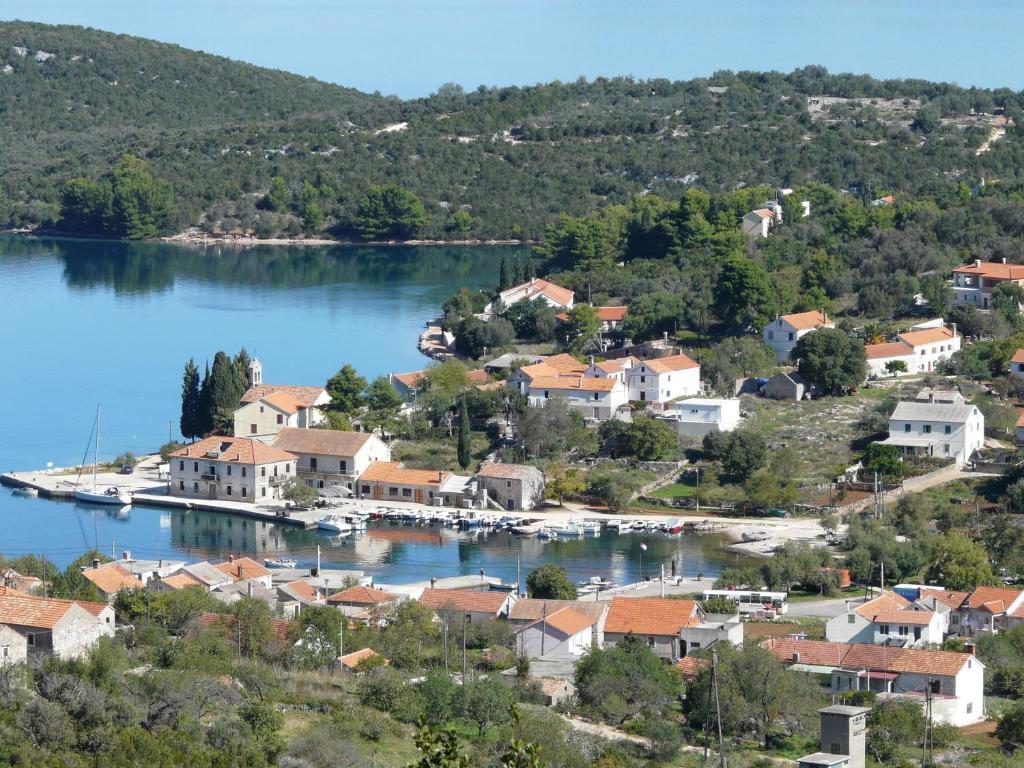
[316, 515, 352, 534]
[605, 519, 623, 531]
[511, 525, 537, 537]
[11, 486, 38, 497]
[537, 528, 557, 539]
[264, 557, 297, 569]
[550, 524, 584, 537]
[577, 575, 614, 589]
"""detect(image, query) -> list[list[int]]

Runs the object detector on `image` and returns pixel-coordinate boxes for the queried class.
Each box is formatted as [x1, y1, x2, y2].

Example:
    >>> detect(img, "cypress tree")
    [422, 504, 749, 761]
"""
[498, 255, 511, 291]
[198, 361, 213, 436]
[180, 358, 201, 441]
[209, 351, 244, 431]
[234, 347, 252, 392]
[513, 255, 524, 284]
[524, 255, 536, 280]
[457, 397, 471, 470]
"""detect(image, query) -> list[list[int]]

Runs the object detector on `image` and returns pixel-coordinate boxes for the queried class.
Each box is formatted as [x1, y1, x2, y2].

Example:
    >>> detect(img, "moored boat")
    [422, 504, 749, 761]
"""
[264, 557, 297, 569]
[316, 515, 352, 534]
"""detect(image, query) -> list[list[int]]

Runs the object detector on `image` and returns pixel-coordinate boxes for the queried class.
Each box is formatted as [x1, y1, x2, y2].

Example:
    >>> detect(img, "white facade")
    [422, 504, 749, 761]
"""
[515, 611, 595, 661]
[626, 355, 701, 404]
[742, 208, 775, 238]
[482, 278, 574, 320]
[526, 380, 628, 421]
[169, 436, 297, 503]
[881, 400, 985, 466]
[661, 398, 741, 437]
[233, 397, 324, 442]
[763, 311, 834, 362]
[826, 607, 943, 648]
[272, 428, 391, 493]
[951, 258, 1024, 309]
[865, 324, 961, 379]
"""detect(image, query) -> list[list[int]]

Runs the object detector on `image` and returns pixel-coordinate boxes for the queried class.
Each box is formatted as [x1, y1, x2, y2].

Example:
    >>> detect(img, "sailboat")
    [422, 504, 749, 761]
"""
[74, 405, 132, 506]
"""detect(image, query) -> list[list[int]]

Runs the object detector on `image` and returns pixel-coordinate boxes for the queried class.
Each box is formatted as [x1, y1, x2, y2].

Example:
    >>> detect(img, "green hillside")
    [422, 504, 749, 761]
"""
[3, 21, 1024, 240]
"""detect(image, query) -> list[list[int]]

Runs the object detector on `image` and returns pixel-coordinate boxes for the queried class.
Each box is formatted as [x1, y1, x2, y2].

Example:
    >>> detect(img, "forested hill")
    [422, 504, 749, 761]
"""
[3, 21, 1024, 240]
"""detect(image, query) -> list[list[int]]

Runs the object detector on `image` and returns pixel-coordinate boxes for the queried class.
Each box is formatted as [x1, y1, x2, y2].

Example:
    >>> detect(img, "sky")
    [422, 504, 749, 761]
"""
[1, 1, 1022, 98]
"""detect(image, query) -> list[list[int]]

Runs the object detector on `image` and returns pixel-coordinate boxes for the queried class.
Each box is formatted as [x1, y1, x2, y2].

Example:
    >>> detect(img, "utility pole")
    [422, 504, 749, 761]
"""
[695, 467, 700, 514]
[922, 682, 934, 767]
[338, 614, 344, 662]
[540, 603, 547, 658]
[516, 556, 521, 596]
[880, 561, 885, 594]
[444, 614, 449, 673]
[462, 613, 468, 681]
[712, 651, 726, 768]
[316, 544, 321, 576]
[661, 564, 665, 598]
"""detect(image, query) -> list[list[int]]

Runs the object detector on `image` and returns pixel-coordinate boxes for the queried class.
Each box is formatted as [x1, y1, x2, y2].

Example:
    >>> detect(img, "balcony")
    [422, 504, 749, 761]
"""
[297, 464, 349, 476]
[268, 474, 288, 486]
[200, 473, 216, 481]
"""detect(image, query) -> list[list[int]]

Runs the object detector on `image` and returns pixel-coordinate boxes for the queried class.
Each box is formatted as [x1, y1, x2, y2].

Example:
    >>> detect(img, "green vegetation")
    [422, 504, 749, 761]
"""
[179, 348, 252, 438]
[525, 564, 577, 600]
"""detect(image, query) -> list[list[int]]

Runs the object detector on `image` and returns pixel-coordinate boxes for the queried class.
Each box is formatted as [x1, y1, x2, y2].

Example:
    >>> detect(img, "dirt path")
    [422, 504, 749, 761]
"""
[560, 715, 650, 747]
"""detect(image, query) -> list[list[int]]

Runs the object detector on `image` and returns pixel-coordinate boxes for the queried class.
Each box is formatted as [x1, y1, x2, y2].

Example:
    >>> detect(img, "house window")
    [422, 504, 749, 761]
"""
[261, 487, 266, 497]
[507, 480, 512, 488]
[691, 641, 700, 648]
[241, 487, 247, 498]
[904, 424, 911, 432]
[261, 467, 266, 477]
[193, 482, 199, 492]
[285, 464, 291, 473]
[768, 331, 774, 340]
[209, 465, 216, 475]
[848, 614, 856, 624]
[179, 461, 184, 471]
[276, 414, 283, 424]
[250, 423, 257, 434]
[647, 636, 655, 647]
[944, 444, 950, 455]
[340, 460, 347, 472]
[26, 633, 34, 647]
[544, 390, 549, 398]
[944, 425, 952, 434]
[193, 462, 199, 472]
[640, 376, 646, 383]
[923, 424, 932, 434]
[389, 487, 398, 495]
[179, 481, 184, 491]
[227, 465, 232, 476]
[880, 624, 889, 635]
[226, 486, 232, 496]
[898, 625, 908, 636]
[259, 406, 264, 413]
[361, 485, 370, 495]
[310, 457, 318, 471]
[402, 488, 412, 497]
[241, 467, 247, 478]
[317, 480, 324, 489]
[788, 332, 794, 341]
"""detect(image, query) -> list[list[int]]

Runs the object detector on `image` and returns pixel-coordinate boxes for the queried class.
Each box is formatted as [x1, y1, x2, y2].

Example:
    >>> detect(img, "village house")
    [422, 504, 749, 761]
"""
[763, 637, 985, 726]
[212, 580, 279, 608]
[659, 397, 741, 437]
[864, 323, 961, 379]
[763, 310, 834, 362]
[742, 207, 778, 238]
[878, 399, 985, 466]
[80, 561, 144, 601]
[680, 613, 745, 655]
[507, 598, 607, 646]
[0, 591, 114, 660]
[418, 588, 515, 622]
[358, 462, 481, 507]
[951, 258, 1024, 309]
[276, 579, 325, 608]
[825, 592, 944, 648]
[212, 556, 273, 588]
[525, 375, 627, 420]
[626, 353, 701, 404]
[149, 561, 234, 592]
[338, 647, 387, 672]
[556, 305, 629, 334]
[234, 359, 330, 441]
[603, 597, 704, 661]
[515, 606, 600, 661]
[110, 552, 184, 584]
[943, 585, 1024, 637]
[0, 624, 27, 666]
[169, 436, 297, 503]
[584, 355, 637, 385]
[0, 569, 42, 595]
[475, 462, 546, 510]
[481, 277, 574, 320]
[483, 352, 545, 373]
[1012, 349, 1024, 378]
[389, 370, 424, 403]
[328, 585, 401, 620]
[914, 388, 966, 406]
[271, 428, 390, 494]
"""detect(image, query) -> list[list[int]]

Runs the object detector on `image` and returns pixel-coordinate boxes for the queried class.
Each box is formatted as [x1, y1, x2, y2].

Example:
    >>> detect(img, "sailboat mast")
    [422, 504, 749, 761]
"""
[93, 405, 100, 487]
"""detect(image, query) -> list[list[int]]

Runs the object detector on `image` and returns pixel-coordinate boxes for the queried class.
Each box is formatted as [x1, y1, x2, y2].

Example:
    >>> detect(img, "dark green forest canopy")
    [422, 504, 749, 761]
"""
[4, 21, 1024, 241]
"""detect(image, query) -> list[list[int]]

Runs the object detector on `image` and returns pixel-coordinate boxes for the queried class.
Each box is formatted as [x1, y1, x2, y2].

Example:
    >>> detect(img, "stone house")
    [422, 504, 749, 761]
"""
[626, 353, 701, 404]
[169, 436, 297, 503]
[418, 588, 515, 623]
[763, 371, 811, 401]
[80, 561, 144, 601]
[603, 597, 703, 661]
[475, 462, 545, 510]
[763, 310, 834, 362]
[515, 607, 599, 661]
[0, 624, 27, 666]
[0, 592, 114, 660]
[272, 428, 391, 495]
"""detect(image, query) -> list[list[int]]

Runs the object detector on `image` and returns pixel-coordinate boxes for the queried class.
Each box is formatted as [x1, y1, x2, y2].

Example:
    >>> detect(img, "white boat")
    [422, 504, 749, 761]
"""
[577, 575, 615, 589]
[550, 524, 584, 537]
[264, 557, 297, 569]
[577, 521, 602, 535]
[316, 515, 352, 534]
[537, 528, 557, 539]
[12, 486, 38, 497]
[74, 405, 133, 506]
[605, 519, 624, 531]
[343, 515, 367, 530]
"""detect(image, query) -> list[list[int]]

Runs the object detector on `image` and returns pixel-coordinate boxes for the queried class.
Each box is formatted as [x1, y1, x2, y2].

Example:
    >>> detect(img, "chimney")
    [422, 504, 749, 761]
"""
[974, 259, 982, 267]
[792, 651, 800, 663]
[247, 581, 253, 598]
[229, 554, 235, 563]
[92, 558, 100, 570]
[951, 322, 958, 338]
[122, 550, 131, 561]
[430, 577, 437, 589]
[1003, 257, 1008, 264]
[965, 642, 977, 656]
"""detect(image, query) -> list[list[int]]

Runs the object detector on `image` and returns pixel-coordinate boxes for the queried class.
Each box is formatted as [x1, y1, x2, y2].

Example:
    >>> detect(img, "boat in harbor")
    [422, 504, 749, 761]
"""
[549, 523, 584, 537]
[511, 525, 537, 537]
[74, 405, 132, 507]
[11, 486, 38, 497]
[264, 557, 297, 569]
[316, 515, 352, 534]
[537, 528, 557, 539]
[577, 575, 614, 589]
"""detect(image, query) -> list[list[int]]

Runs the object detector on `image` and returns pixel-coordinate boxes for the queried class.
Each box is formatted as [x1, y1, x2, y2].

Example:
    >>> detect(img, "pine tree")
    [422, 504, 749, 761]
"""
[198, 361, 213, 436]
[498, 255, 511, 291]
[512, 255, 524, 284]
[457, 397, 471, 470]
[524, 256, 536, 280]
[180, 358, 201, 441]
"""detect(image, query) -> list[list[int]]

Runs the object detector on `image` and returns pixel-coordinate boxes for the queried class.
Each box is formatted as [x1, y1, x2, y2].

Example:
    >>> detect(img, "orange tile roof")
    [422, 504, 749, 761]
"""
[605, 597, 701, 636]
[391, 371, 425, 389]
[1013, 348, 1024, 364]
[748, 208, 774, 219]
[898, 327, 956, 347]
[778, 310, 831, 331]
[762, 637, 975, 677]
[196, 612, 291, 645]
[528, 375, 618, 392]
[339, 647, 386, 670]
[537, 606, 596, 636]
[953, 261, 1024, 280]
[507, 598, 607, 623]
[241, 385, 325, 407]
[272, 428, 374, 457]
[160, 572, 204, 590]
[965, 585, 1023, 612]
[640, 353, 700, 374]
[418, 588, 509, 615]
[544, 353, 588, 374]
[81, 563, 144, 594]
[870, 609, 936, 626]
[593, 359, 630, 374]
[865, 341, 913, 360]
[170, 436, 296, 465]
[261, 390, 307, 414]
[675, 656, 710, 679]
[280, 580, 322, 602]
[0, 593, 94, 629]
[213, 557, 271, 582]
[476, 463, 541, 480]
[918, 588, 969, 610]
[327, 585, 399, 606]
[502, 278, 574, 308]
[596, 306, 628, 322]
[853, 592, 910, 618]
[359, 461, 447, 486]
[466, 369, 490, 385]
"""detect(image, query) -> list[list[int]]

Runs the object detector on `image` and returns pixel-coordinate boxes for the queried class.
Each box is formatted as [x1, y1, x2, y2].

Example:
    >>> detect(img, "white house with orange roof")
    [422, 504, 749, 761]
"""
[826, 592, 944, 647]
[0, 591, 114, 659]
[357, 461, 477, 507]
[742, 207, 778, 238]
[233, 389, 328, 442]
[626, 353, 701, 404]
[879, 399, 984, 466]
[515, 606, 600, 661]
[1011, 349, 1024, 378]
[526, 375, 627, 420]
[169, 436, 297, 503]
[603, 597, 704, 660]
[584, 356, 637, 385]
[272, 428, 390, 494]
[482, 277, 574, 320]
[952, 258, 1024, 309]
[864, 321, 961, 378]
[763, 310, 834, 362]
